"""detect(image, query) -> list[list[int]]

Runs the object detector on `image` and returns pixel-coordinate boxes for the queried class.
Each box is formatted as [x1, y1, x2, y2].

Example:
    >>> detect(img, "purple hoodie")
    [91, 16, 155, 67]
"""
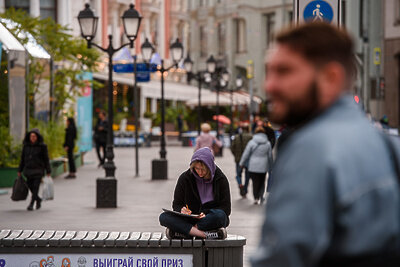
[190, 147, 216, 204]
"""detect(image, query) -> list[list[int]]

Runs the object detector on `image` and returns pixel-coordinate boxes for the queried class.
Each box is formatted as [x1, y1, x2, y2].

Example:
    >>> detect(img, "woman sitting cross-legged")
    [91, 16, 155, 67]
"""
[159, 147, 231, 239]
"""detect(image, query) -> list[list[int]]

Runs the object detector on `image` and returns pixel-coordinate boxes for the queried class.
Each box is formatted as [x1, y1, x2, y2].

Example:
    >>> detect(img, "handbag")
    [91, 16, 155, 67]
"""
[212, 139, 221, 155]
[11, 176, 28, 201]
[42, 176, 54, 201]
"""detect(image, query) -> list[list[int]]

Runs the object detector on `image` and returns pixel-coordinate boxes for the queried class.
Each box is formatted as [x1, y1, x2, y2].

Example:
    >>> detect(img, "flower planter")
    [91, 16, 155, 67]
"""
[0, 168, 18, 188]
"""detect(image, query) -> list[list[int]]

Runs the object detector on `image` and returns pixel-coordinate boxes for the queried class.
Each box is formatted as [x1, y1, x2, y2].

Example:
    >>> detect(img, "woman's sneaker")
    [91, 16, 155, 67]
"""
[204, 228, 227, 240]
[165, 228, 191, 239]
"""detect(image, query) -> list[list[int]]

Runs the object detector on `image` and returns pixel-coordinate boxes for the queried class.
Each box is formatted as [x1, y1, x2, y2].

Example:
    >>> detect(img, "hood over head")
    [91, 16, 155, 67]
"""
[23, 128, 44, 145]
[252, 132, 268, 144]
[190, 147, 216, 182]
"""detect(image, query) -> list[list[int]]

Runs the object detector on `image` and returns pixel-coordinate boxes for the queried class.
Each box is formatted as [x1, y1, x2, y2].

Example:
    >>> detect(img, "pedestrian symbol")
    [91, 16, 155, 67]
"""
[303, 1, 334, 23]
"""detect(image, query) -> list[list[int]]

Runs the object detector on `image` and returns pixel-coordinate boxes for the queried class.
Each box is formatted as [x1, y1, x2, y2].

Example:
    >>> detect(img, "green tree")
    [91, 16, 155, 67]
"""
[1, 8, 102, 120]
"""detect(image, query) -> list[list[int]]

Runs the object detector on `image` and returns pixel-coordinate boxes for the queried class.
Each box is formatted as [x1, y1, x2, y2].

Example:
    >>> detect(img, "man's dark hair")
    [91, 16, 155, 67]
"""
[276, 22, 356, 82]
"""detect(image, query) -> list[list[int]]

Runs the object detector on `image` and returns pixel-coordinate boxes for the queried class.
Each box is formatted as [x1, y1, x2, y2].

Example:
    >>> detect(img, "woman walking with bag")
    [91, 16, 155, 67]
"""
[239, 126, 273, 205]
[63, 117, 77, 178]
[17, 128, 51, 211]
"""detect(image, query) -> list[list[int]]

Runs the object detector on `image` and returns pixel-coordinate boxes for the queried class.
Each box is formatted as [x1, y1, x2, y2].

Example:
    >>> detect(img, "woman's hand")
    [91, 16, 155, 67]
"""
[181, 206, 192, 215]
[64, 146, 69, 151]
[196, 212, 205, 219]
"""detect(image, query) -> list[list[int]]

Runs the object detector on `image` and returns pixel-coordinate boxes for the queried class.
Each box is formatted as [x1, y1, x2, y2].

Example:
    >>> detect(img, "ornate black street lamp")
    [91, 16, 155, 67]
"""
[78, 3, 141, 207]
[183, 54, 207, 135]
[205, 55, 230, 150]
[151, 38, 184, 180]
[131, 38, 154, 178]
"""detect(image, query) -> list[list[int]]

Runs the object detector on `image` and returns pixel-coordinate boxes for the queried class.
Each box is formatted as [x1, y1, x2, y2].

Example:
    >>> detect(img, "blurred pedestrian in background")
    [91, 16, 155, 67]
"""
[63, 117, 77, 178]
[93, 111, 107, 167]
[251, 23, 400, 266]
[177, 114, 183, 141]
[262, 120, 276, 149]
[239, 125, 273, 204]
[17, 129, 51, 211]
[195, 123, 222, 154]
[230, 123, 252, 197]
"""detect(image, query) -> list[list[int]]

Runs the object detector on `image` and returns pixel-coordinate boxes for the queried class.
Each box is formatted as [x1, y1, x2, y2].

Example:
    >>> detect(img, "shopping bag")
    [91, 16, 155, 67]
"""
[11, 176, 28, 201]
[42, 176, 54, 201]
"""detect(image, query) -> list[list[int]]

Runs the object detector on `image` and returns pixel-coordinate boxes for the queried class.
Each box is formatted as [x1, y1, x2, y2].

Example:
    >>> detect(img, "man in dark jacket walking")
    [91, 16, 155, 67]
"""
[94, 111, 108, 167]
[230, 123, 252, 197]
[18, 128, 51, 211]
[159, 147, 231, 239]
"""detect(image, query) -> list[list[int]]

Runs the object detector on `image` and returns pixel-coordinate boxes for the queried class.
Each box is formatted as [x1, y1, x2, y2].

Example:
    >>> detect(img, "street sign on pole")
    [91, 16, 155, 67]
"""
[373, 47, 381, 65]
[113, 63, 157, 83]
[294, 0, 341, 25]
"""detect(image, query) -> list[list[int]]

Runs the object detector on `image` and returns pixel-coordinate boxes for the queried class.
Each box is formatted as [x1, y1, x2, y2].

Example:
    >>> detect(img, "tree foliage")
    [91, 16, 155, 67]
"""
[1, 8, 102, 119]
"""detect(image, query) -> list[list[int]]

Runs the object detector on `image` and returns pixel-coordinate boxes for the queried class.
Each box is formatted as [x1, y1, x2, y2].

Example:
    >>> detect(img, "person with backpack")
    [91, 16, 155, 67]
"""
[230, 123, 252, 197]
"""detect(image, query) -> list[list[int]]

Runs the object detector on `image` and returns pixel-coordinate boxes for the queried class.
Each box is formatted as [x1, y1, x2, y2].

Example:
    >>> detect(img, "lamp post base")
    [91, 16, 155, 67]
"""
[96, 178, 117, 208]
[151, 159, 168, 180]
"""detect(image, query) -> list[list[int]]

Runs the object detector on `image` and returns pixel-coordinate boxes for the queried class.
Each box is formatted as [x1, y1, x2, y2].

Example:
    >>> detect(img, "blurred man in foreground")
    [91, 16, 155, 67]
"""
[251, 22, 400, 267]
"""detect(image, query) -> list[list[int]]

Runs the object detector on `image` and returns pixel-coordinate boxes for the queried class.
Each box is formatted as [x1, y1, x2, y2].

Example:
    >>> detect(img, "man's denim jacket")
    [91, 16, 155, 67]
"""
[251, 95, 400, 267]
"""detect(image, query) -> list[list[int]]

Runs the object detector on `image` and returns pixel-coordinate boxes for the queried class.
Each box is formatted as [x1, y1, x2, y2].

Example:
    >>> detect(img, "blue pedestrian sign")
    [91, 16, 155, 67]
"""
[303, 1, 333, 23]
[294, 0, 341, 25]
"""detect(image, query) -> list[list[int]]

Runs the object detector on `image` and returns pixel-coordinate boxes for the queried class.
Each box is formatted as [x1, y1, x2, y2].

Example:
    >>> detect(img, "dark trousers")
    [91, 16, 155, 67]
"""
[95, 141, 106, 164]
[26, 176, 42, 203]
[159, 209, 228, 235]
[249, 171, 267, 200]
[235, 163, 250, 192]
[67, 147, 76, 173]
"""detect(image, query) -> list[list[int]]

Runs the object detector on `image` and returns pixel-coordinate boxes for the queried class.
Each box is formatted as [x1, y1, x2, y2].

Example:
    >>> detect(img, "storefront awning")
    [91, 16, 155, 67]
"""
[0, 19, 50, 59]
[0, 22, 25, 52]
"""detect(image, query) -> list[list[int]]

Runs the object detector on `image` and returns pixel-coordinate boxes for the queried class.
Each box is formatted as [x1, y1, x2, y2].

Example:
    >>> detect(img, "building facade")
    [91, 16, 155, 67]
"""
[384, 0, 400, 127]
[187, 0, 293, 101]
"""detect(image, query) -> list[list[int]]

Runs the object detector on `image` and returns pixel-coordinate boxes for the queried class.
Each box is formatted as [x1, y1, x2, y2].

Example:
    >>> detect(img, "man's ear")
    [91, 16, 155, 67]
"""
[316, 62, 346, 109]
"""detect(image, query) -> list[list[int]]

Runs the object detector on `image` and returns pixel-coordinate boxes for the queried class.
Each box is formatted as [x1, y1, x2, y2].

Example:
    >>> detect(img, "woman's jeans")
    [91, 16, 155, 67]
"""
[236, 163, 250, 193]
[159, 209, 228, 235]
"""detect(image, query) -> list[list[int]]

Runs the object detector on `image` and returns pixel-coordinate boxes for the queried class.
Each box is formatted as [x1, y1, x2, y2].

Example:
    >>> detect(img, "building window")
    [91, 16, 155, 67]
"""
[5, 0, 29, 14]
[395, 0, 400, 25]
[146, 98, 152, 113]
[217, 22, 226, 56]
[235, 19, 247, 53]
[200, 26, 207, 57]
[288, 11, 293, 23]
[264, 13, 275, 48]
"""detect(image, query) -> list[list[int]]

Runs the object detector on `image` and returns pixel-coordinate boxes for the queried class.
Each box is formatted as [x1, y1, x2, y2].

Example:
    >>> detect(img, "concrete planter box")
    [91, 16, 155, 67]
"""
[0, 153, 83, 185]
[0, 168, 18, 188]
[50, 158, 67, 178]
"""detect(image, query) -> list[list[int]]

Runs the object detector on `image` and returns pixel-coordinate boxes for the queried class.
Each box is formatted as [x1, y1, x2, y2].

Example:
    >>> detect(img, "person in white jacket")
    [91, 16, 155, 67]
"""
[239, 126, 273, 204]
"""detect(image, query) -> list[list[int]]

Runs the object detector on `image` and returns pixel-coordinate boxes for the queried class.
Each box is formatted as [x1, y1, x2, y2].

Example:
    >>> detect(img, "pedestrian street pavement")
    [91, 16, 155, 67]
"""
[0, 145, 266, 267]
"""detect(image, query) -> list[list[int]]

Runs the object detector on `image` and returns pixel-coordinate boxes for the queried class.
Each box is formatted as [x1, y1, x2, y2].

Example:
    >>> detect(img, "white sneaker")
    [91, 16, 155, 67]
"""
[204, 228, 227, 240]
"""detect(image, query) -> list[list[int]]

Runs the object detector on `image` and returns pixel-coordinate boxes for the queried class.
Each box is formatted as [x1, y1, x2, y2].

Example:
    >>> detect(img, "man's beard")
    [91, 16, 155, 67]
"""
[267, 81, 319, 127]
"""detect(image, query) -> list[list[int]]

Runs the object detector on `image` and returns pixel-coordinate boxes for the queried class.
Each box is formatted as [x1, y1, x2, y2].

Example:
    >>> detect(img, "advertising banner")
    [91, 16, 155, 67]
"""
[77, 72, 93, 152]
[0, 253, 193, 267]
